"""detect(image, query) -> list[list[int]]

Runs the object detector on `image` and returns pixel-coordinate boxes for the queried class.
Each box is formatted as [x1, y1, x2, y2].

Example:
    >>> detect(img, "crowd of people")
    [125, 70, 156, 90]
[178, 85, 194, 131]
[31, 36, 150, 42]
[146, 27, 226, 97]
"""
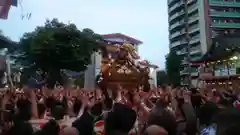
[0, 84, 240, 135]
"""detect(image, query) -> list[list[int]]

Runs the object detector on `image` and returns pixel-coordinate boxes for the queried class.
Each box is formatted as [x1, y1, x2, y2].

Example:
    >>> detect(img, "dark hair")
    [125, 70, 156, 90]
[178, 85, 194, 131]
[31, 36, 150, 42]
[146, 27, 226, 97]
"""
[16, 99, 32, 121]
[218, 96, 233, 107]
[51, 105, 65, 120]
[8, 121, 33, 135]
[72, 111, 94, 135]
[105, 103, 137, 134]
[45, 97, 56, 109]
[148, 108, 177, 135]
[104, 98, 113, 110]
[2, 110, 14, 122]
[199, 102, 219, 126]
[215, 108, 240, 135]
[190, 88, 198, 94]
[36, 119, 60, 135]
[107, 130, 129, 135]
[90, 102, 103, 116]
[37, 103, 46, 118]
[73, 99, 82, 115]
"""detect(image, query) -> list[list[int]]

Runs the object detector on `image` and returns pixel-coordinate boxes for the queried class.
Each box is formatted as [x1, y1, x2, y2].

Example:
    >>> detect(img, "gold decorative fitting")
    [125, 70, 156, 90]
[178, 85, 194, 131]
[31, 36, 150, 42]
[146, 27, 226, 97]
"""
[117, 65, 132, 74]
[125, 69, 131, 74]
[117, 68, 124, 73]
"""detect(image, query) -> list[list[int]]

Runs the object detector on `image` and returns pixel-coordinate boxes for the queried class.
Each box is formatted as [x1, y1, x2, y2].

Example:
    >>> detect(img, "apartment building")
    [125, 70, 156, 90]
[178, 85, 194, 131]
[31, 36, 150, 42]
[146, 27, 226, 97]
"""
[168, 0, 240, 86]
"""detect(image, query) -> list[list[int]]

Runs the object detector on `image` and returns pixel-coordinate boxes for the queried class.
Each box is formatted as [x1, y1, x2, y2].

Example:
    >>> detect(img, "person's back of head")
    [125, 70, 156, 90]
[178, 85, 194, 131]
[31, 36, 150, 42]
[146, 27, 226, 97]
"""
[72, 110, 94, 135]
[143, 125, 168, 135]
[104, 98, 113, 110]
[60, 127, 78, 135]
[51, 105, 65, 120]
[107, 130, 128, 135]
[73, 99, 82, 115]
[16, 99, 32, 122]
[37, 103, 46, 118]
[148, 108, 177, 135]
[40, 119, 60, 135]
[90, 102, 103, 116]
[45, 96, 56, 109]
[215, 107, 240, 135]
[199, 101, 219, 126]
[8, 121, 33, 135]
[105, 103, 137, 135]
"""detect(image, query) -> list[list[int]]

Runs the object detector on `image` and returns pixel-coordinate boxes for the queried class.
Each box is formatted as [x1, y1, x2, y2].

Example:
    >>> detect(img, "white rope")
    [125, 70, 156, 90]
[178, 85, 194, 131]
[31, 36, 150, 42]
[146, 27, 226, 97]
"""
[18, 0, 32, 20]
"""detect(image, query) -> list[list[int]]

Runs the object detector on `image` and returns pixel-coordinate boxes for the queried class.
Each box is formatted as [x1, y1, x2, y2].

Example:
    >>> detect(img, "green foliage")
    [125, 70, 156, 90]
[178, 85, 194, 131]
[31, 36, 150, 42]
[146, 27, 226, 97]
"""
[156, 70, 169, 86]
[165, 50, 181, 86]
[16, 19, 102, 87]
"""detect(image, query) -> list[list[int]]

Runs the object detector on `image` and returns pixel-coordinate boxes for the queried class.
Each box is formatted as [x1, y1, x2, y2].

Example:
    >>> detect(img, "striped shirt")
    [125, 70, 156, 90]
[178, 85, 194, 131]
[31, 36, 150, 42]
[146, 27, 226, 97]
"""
[200, 124, 216, 135]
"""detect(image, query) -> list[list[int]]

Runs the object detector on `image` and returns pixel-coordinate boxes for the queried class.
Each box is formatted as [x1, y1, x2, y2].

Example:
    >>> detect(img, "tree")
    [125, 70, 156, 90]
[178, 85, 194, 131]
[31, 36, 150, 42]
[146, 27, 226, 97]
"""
[165, 50, 181, 86]
[156, 70, 169, 86]
[17, 19, 102, 88]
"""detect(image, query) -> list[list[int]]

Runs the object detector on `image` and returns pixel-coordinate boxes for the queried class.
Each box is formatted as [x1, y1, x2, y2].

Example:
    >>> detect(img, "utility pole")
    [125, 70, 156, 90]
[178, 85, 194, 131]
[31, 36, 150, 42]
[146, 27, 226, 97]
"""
[183, 0, 191, 87]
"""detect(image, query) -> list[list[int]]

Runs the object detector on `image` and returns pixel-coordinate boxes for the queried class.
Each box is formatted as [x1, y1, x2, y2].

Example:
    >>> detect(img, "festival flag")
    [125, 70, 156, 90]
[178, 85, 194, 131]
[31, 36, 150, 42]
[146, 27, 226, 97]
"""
[0, 0, 11, 19]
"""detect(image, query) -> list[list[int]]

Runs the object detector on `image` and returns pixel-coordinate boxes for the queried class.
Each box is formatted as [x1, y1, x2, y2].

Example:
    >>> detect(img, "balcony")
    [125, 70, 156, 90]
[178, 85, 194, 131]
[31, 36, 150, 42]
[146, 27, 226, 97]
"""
[191, 72, 199, 76]
[170, 22, 180, 30]
[179, 10, 185, 16]
[188, 4, 198, 14]
[188, 0, 197, 4]
[181, 67, 199, 76]
[177, 49, 187, 55]
[189, 37, 200, 44]
[191, 67, 199, 76]
[190, 46, 201, 54]
[211, 22, 240, 29]
[169, 12, 180, 21]
[189, 24, 199, 33]
[170, 20, 184, 30]
[190, 56, 201, 61]
[210, 11, 240, 18]
[181, 67, 199, 77]
[181, 59, 188, 65]
[168, 0, 177, 5]
[188, 16, 199, 24]
[171, 40, 187, 47]
[170, 29, 186, 39]
[171, 41, 181, 47]
[209, 0, 240, 7]
[181, 81, 189, 86]
[169, 1, 184, 13]
[212, 31, 218, 38]
[190, 49, 201, 55]
[180, 69, 190, 75]
[170, 31, 181, 39]
[169, 10, 185, 21]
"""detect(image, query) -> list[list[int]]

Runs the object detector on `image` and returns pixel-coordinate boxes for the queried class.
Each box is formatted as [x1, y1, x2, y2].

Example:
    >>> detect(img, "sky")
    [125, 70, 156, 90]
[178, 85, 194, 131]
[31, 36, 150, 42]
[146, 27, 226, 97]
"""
[0, 0, 169, 69]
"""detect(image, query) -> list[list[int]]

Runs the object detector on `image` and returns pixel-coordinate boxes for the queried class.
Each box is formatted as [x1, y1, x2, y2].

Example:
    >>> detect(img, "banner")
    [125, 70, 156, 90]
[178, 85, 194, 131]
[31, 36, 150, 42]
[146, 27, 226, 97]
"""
[0, 0, 11, 19]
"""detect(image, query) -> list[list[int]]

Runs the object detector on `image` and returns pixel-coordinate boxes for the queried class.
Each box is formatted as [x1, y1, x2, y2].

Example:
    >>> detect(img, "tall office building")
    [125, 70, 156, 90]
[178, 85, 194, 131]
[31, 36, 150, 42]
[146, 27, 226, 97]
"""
[168, 0, 240, 86]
